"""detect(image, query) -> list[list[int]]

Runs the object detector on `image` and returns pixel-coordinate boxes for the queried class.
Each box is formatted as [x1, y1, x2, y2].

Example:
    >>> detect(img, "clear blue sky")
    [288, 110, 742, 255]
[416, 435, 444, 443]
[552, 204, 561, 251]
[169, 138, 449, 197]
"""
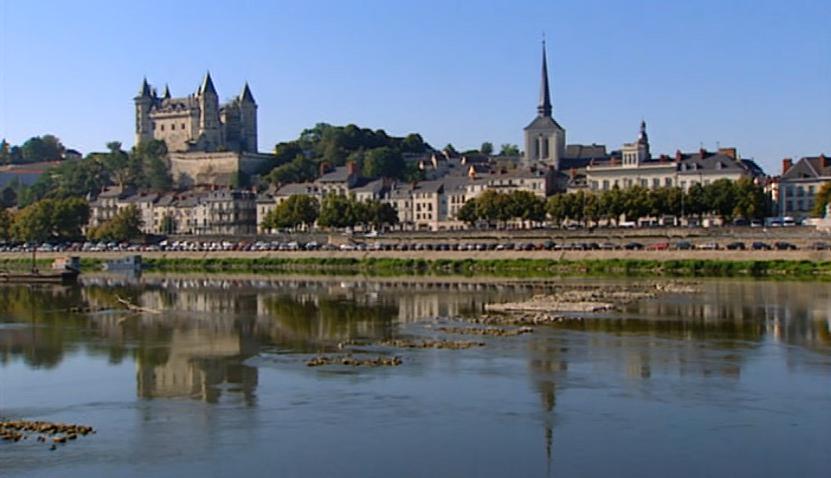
[1, 0, 829, 173]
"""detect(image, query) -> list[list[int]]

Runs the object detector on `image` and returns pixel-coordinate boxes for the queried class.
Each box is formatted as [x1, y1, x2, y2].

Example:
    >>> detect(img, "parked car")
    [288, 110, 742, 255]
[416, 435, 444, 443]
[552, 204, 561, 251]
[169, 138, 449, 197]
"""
[725, 241, 746, 250]
[774, 241, 798, 250]
[623, 242, 644, 250]
[752, 241, 772, 250]
[646, 242, 669, 251]
[697, 242, 720, 250]
[673, 241, 693, 250]
[810, 241, 830, 250]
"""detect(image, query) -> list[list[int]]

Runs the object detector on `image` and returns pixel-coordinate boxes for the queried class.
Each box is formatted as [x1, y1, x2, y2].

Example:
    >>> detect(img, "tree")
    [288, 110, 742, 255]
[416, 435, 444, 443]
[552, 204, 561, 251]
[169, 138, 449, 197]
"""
[457, 199, 479, 225]
[52, 197, 90, 240]
[133, 140, 171, 192]
[88, 205, 143, 242]
[546, 194, 566, 226]
[318, 194, 356, 229]
[812, 182, 831, 218]
[263, 195, 320, 230]
[103, 141, 131, 188]
[480, 142, 494, 156]
[509, 191, 546, 223]
[705, 179, 738, 221]
[364, 199, 399, 230]
[733, 178, 767, 220]
[443, 144, 458, 156]
[363, 147, 404, 179]
[685, 183, 707, 219]
[475, 190, 513, 226]
[0, 207, 12, 241]
[20, 135, 64, 163]
[499, 144, 520, 156]
[11, 198, 89, 243]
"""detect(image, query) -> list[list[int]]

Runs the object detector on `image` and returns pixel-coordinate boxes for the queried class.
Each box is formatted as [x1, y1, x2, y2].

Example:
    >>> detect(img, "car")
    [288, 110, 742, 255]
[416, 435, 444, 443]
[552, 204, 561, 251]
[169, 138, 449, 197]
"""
[751, 241, 772, 250]
[646, 242, 670, 251]
[619, 221, 637, 229]
[623, 242, 644, 250]
[725, 241, 746, 250]
[810, 241, 830, 250]
[750, 219, 763, 228]
[774, 241, 798, 250]
[599, 242, 618, 250]
[697, 242, 720, 250]
[673, 241, 693, 250]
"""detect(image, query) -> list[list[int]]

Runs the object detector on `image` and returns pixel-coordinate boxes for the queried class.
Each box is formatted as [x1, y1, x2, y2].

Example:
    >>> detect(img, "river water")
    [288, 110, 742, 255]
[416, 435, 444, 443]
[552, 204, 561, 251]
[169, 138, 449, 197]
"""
[0, 274, 829, 477]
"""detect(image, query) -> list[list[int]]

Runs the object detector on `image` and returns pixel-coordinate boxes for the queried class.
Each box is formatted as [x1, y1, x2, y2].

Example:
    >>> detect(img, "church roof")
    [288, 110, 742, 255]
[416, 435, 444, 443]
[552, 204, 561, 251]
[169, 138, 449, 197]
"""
[137, 77, 152, 98]
[524, 115, 564, 131]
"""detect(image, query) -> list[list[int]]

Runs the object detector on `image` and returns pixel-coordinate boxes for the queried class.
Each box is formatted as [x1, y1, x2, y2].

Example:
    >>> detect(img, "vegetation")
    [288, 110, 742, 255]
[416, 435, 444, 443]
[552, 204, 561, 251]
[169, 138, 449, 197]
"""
[499, 144, 521, 156]
[458, 190, 546, 227]
[0, 135, 66, 165]
[812, 182, 831, 217]
[134, 256, 831, 279]
[87, 205, 143, 242]
[10, 198, 89, 243]
[317, 195, 399, 230]
[265, 123, 431, 186]
[546, 179, 768, 226]
[0, 206, 12, 241]
[14, 140, 171, 207]
[261, 195, 320, 231]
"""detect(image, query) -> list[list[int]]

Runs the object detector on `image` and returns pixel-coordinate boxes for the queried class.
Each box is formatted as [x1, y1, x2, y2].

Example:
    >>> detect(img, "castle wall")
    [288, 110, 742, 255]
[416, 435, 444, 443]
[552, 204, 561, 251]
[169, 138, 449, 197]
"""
[169, 151, 275, 186]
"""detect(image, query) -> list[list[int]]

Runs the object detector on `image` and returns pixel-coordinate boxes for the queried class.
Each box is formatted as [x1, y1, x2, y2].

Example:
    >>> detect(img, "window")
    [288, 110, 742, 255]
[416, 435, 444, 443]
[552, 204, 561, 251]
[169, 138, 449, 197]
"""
[160, 124, 164, 131]
[181, 123, 186, 129]
[652, 178, 660, 188]
[665, 177, 673, 187]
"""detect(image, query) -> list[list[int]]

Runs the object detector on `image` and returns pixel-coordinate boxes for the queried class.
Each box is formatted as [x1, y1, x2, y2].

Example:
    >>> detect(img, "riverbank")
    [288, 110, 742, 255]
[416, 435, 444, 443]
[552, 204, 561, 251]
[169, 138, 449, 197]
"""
[2, 250, 831, 278]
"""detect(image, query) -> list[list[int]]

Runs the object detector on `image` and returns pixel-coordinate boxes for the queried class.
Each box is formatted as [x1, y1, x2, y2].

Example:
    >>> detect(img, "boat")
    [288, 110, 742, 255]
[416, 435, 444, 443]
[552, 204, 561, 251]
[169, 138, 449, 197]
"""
[103, 255, 143, 272]
[0, 257, 81, 284]
[0, 269, 80, 284]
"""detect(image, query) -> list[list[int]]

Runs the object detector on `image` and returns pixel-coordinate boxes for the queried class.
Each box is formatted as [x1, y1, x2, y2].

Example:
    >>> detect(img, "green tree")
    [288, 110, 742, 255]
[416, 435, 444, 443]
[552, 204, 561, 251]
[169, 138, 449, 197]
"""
[133, 140, 172, 192]
[812, 182, 831, 218]
[89, 205, 143, 242]
[480, 142, 494, 156]
[546, 194, 566, 226]
[0, 207, 12, 241]
[457, 199, 479, 225]
[363, 147, 404, 179]
[475, 190, 513, 226]
[685, 183, 707, 219]
[704, 179, 738, 221]
[499, 144, 520, 156]
[733, 177, 767, 220]
[263, 195, 320, 230]
[318, 194, 355, 229]
[364, 199, 399, 230]
[20, 135, 64, 163]
[509, 191, 546, 223]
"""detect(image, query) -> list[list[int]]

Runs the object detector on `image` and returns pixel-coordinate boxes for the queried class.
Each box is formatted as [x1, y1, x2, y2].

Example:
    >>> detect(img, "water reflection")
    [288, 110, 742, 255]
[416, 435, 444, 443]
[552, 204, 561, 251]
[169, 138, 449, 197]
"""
[1, 277, 829, 409]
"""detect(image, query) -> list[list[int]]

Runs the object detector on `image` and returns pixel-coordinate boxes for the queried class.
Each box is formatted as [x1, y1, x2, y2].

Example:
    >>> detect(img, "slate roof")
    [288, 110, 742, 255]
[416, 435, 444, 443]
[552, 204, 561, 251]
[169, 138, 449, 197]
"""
[782, 156, 831, 180]
[524, 115, 564, 131]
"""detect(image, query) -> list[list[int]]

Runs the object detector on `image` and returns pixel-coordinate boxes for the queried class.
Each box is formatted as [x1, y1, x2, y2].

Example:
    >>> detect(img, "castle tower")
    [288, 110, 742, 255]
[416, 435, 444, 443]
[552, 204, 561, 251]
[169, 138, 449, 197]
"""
[523, 40, 566, 169]
[197, 72, 222, 151]
[239, 82, 258, 152]
[134, 77, 155, 145]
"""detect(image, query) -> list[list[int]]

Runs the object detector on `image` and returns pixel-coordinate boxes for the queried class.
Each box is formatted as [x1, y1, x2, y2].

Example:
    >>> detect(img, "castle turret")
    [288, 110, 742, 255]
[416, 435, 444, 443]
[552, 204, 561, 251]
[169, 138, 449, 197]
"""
[239, 82, 258, 152]
[197, 72, 221, 151]
[134, 77, 154, 145]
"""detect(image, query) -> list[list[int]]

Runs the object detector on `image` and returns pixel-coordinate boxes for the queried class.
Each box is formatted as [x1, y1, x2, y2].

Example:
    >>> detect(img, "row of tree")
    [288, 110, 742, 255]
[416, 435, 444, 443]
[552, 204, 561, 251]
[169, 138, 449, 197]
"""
[545, 178, 768, 226]
[0, 198, 89, 243]
[457, 190, 546, 226]
[261, 194, 399, 231]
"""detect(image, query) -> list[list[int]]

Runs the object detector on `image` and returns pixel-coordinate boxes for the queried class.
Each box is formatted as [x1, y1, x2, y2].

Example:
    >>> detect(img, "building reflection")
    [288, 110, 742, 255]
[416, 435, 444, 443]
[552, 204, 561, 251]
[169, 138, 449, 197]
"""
[1, 277, 830, 411]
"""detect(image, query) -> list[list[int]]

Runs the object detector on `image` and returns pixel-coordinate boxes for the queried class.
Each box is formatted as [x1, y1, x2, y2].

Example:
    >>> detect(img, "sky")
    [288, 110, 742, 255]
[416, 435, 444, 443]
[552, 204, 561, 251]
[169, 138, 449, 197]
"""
[0, 0, 829, 173]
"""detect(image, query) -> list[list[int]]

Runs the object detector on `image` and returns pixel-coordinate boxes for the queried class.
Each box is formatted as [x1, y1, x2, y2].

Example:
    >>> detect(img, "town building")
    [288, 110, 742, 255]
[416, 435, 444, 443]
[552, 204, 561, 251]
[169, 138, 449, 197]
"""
[778, 155, 830, 218]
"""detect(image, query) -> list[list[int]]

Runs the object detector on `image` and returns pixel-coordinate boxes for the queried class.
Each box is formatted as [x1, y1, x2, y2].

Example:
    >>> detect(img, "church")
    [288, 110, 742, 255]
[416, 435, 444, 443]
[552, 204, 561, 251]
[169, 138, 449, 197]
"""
[523, 42, 763, 192]
[134, 73, 273, 186]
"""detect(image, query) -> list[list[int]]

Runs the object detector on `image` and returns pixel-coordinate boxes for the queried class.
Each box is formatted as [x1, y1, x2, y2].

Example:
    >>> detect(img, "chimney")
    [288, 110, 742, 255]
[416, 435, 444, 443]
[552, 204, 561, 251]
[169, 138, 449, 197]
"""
[782, 158, 793, 174]
[675, 150, 683, 162]
[718, 147, 737, 160]
[346, 161, 357, 177]
[699, 148, 708, 159]
[319, 162, 330, 177]
[820, 154, 828, 169]
[570, 167, 576, 179]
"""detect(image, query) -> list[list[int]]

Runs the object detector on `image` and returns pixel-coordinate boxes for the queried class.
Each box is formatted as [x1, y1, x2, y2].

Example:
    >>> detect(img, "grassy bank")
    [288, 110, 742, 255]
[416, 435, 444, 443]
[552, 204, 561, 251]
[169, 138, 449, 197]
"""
[3, 255, 829, 279]
[139, 256, 831, 279]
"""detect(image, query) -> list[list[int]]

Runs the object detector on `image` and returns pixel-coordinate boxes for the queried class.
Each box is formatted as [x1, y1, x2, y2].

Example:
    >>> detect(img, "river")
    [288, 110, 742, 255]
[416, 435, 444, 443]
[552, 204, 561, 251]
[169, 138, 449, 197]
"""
[1, 274, 829, 477]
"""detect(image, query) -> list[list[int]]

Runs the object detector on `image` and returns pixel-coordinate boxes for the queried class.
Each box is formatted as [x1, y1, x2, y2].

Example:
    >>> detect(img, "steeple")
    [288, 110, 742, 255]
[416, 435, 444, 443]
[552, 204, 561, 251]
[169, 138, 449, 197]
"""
[240, 82, 255, 104]
[538, 39, 552, 118]
[639, 120, 648, 144]
[163, 84, 171, 100]
[137, 77, 151, 98]
[199, 71, 217, 96]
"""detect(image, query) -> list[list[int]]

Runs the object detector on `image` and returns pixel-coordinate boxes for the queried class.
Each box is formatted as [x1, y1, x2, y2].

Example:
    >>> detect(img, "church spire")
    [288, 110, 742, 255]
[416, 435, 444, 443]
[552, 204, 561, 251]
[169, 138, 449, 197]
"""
[538, 39, 552, 118]
[163, 84, 171, 100]
[639, 119, 648, 144]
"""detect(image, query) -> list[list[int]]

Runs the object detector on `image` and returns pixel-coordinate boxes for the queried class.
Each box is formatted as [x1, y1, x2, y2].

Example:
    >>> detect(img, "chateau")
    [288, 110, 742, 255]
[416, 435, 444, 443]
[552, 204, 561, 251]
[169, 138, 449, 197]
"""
[134, 73, 272, 186]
